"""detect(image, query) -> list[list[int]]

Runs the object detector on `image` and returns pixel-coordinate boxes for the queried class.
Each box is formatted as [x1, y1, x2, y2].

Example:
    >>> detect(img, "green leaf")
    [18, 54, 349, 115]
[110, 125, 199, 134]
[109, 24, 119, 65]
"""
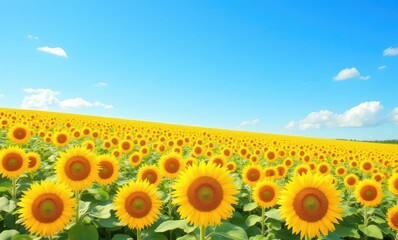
[342, 205, 357, 217]
[0, 197, 16, 213]
[246, 215, 262, 227]
[0, 230, 19, 240]
[79, 201, 91, 216]
[214, 222, 248, 240]
[244, 202, 258, 212]
[4, 213, 16, 229]
[250, 235, 267, 240]
[265, 208, 282, 221]
[358, 224, 383, 239]
[176, 235, 197, 240]
[89, 203, 114, 219]
[268, 219, 281, 231]
[0, 181, 11, 192]
[68, 223, 99, 240]
[112, 234, 133, 240]
[86, 187, 109, 201]
[98, 214, 124, 228]
[11, 235, 33, 240]
[145, 234, 168, 240]
[155, 219, 187, 232]
[332, 224, 360, 239]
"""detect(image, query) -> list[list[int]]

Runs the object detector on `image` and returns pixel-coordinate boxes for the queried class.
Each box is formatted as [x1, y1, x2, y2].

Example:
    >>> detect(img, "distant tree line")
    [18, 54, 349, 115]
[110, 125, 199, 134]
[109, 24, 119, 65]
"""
[336, 139, 398, 145]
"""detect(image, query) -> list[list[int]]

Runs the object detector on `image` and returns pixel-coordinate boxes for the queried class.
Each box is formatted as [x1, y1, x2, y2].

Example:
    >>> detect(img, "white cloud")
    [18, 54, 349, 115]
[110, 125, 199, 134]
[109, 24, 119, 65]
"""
[59, 98, 93, 109]
[37, 46, 68, 57]
[285, 101, 384, 130]
[21, 88, 60, 110]
[21, 88, 113, 110]
[383, 47, 398, 56]
[95, 82, 108, 87]
[27, 34, 39, 40]
[239, 118, 260, 128]
[333, 67, 370, 81]
[391, 107, 398, 125]
[378, 65, 386, 70]
[0, 94, 5, 98]
[94, 102, 114, 109]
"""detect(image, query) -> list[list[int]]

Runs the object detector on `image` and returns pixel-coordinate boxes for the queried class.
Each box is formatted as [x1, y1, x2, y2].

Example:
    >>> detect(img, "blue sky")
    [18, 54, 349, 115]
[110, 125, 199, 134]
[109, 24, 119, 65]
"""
[0, 1, 397, 140]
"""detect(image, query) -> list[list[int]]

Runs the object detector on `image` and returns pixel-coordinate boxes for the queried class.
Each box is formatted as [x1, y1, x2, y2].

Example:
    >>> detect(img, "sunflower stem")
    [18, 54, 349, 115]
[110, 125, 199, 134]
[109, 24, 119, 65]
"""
[75, 191, 80, 223]
[395, 230, 398, 240]
[137, 228, 141, 240]
[200, 225, 206, 240]
[261, 207, 266, 236]
[364, 206, 368, 240]
[168, 178, 174, 240]
[304, 235, 311, 240]
[11, 177, 17, 201]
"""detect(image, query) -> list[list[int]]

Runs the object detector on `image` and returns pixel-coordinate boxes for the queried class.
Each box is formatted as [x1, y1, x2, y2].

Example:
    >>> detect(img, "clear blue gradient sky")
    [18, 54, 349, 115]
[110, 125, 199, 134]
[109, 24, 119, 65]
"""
[0, 1, 397, 140]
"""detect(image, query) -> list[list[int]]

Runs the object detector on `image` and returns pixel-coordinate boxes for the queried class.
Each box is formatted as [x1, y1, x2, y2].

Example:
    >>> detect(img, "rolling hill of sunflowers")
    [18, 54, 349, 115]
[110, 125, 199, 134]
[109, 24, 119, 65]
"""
[0, 108, 398, 240]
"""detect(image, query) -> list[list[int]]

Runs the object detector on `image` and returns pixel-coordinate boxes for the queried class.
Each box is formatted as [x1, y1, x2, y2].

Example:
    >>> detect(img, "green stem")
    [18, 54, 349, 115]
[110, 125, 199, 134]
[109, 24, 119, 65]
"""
[304, 235, 311, 240]
[261, 207, 266, 236]
[168, 178, 173, 240]
[11, 178, 17, 201]
[395, 230, 398, 240]
[200, 225, 206, 240]
[364, 206, 368, 240]
[75, 191, 80, 223]
[48, 236, 53, 240]
[137, 228, 141, 240]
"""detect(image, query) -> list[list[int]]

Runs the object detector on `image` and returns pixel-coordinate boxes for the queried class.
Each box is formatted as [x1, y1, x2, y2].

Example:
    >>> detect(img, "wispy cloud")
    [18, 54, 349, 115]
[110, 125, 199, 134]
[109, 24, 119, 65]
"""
[21, 88, 113, 110]
[377, 65, 386, 70]
[37, 46, 68, 57]
[95, 82, 108, 88]
[27, 34, 39, 40]
[285, 101, 384, 130]
[239, 118, 260, 128]
[391, 107, 398, 125]
[0, 94, 5, 98]
[383, 47, 398, 56]
[333, 67, 370, 81]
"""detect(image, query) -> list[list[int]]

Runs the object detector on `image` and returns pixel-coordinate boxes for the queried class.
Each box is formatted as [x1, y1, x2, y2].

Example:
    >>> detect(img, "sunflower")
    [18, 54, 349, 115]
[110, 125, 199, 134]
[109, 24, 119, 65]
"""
[279, 173, 342, 239]
[120, 140, 133, 153]
[185, 157, 197, 167]
[173, 162, 239, 226]
[82, 140, 96, 152]
[294, 164, 310, 176]
[0, 146, 29, 178]
[387, 206, 398, 231]
[354, 179, 383, 207]
[226, 162, 237, 173]
[335, 166, 347, 177]
[114, 180, 161, 230]
[253, 180, 279, 209]
[54, 131, 70, 147]
[388, 174, 398, 196]
[97, 155, 119, 186]
[317, 163, 330, 175]
[8, 124, 31, 144]
[137, 164, 162, 186]
[360, 161, 373, 174]
[55, 147, 98, 191]
[275, 165, 287, 179]
[17, 181, 75, 237]
[242, 164, 264, 186]
[159, 153, 184, 179]
[265, 149, 277, 163]
[344, 174, 358, 189]
[129, 152, 142, 167]
[26, 152, 41, 173]
[210, 155, 226, 168]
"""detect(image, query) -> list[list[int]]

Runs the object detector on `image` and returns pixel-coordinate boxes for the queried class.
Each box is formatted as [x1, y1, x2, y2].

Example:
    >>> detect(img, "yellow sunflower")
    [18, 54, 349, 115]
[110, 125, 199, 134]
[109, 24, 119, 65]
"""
[210, 155, 226, 168]
[137, 164, 162, 186]
[279, 173, 342, 239]
[265, 149, 277, 163]
[387, 206, 398, 231]
[26, 152, 41, 173]
[129, 152, 142, 167]
[8, 124, 31, 144]
[355, 179, 383, 207]
[0, 146, 29, 178]
[344, 174, 359, 189]
[120, 140, 133, 153]
[82, 140, 96, 152]
[317, 163, 331, 175]
[253, 180, 279, 209]
[360, 161, 373, 174]
[55, 147, 98, 191]
[53, 131, 70, 147]
[172, 162, 239, 227]
[97, 155, 119, 186]
[159, 153, 184, 179]
[18, 181, 75, 237]
[226, 162, 237, 173]
[114, 180, 161, 230]
[388, 174, 398, 196]
[242, 164, 264, 186]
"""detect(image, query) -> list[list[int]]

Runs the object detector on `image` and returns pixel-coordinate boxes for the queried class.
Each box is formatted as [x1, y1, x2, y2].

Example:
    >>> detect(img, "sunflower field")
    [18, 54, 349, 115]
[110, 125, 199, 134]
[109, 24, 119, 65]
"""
[0, 108, 398, 240]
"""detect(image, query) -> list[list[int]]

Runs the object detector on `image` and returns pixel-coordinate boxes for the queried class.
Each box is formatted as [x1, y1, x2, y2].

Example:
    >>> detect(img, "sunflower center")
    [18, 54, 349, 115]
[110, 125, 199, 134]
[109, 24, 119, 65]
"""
[259, 186, 275, 202]
[391, 212, 398, 228]
[64, 156, 91, 181]
[293, 187, 328, 222]
[57, 135, 66, 144]
[187, 176, 223, 212]
[122, 142, 130, 150]
[99, 161, 114, 179]
[2, 153, 23, 171]
[319, 165, 328, 173]
[347, 177, 356, 185]
[142, 170, 157, 184]
[247, 168, 260, 182]
[28, 156, 37, 168]
[363, 162, 371, 170]
[165, 158, 180, 173]
[213, 159, 223, 167]
[132, 155, 140, 163]
[32, 193, 64, 223]
[125, 192, 152, 218]
[360, 185, 377, 201]
[394, 179, 398, 191]
[14, 128, 27, 139]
